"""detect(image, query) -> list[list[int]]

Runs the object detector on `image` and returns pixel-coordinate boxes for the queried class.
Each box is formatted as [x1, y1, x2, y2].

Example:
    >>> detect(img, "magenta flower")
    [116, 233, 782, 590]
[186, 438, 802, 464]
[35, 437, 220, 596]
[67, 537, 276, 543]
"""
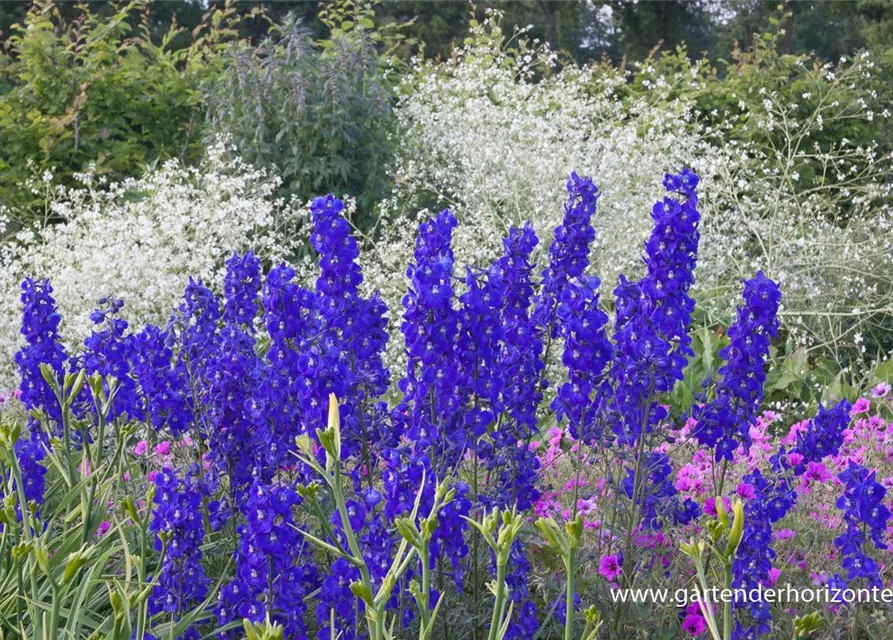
[133, 440, 148, 456]
[153, 441, 171, 455]
[682, 613, 707, 636]
[787, 452, 804, 467]
[850, 397, 871, 416]
[872, 382, 891, 398]
[598, 554, 622, 581]
[803, 461, 831, 484]
[774, 528, 796, 541]
[736, 482, 756, 500]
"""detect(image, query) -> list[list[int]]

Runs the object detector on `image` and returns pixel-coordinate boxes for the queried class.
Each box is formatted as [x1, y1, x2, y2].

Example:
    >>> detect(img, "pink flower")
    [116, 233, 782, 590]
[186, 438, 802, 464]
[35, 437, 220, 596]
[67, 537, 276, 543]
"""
[132, 440, 148, 456]
[682, 613, 707, 636]
[147, 470, 159, 483]
[775, 528, 796, 541]
[598, 554, 622, 581]
[804, 461, 831, 484]
[786, 452, 804, 467]
[851, 397, 871, 417]
[736, 483, 756, 500]
[768, 567, 782, 586]
[872, 382, 891, 398]
[576, 498, 597, 515]
[153, 441, 171, 456]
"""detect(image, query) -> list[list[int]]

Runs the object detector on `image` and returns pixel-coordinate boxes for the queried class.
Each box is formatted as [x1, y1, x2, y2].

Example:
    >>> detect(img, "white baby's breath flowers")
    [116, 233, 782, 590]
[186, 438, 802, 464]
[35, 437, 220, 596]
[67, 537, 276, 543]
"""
[357, 16, 892, 370]
[0, 141, 307, 388]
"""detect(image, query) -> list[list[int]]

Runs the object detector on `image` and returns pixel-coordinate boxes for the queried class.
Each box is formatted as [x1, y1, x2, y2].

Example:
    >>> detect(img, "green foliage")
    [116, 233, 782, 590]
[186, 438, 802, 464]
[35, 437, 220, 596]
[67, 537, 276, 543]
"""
[0, 0, 246, 227]
[626, 5, 887, 169]
[204, 8, 395, 222]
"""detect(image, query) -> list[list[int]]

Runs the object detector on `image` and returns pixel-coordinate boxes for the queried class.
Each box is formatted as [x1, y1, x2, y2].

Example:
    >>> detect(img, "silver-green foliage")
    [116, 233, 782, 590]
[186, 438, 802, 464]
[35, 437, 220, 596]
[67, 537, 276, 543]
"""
[204, 14, 394, 217]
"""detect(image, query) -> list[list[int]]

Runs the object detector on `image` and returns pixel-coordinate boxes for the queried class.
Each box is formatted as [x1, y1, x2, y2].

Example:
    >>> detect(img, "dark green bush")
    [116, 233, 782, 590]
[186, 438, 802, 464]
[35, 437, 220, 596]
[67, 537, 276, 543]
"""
[0, 0, 245, 229]
[203, 12, 395, 222]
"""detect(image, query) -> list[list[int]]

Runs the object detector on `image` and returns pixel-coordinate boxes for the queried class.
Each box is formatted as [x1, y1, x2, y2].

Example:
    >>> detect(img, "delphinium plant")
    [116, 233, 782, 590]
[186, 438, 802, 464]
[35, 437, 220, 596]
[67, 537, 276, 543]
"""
[2, 166, 893, 640]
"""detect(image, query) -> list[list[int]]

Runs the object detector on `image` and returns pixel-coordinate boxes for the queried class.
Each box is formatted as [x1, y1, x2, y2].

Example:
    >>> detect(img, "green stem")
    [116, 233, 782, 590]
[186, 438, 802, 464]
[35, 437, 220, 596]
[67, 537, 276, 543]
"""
[420, 543, 431, 634]
[488, 561, 507, 640]
[564, 549, 575, 640]
[9, 457, 41, 625]
[723, 562, 733, 640]
[135, 522, 149, 640]
[48, 582, 62, 639]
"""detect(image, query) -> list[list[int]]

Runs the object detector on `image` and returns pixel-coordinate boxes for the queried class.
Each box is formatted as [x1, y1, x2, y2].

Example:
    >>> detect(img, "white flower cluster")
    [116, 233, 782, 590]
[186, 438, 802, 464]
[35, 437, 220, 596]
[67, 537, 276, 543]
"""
[355, 14, 892, 370]
[0, 142, 307, 388]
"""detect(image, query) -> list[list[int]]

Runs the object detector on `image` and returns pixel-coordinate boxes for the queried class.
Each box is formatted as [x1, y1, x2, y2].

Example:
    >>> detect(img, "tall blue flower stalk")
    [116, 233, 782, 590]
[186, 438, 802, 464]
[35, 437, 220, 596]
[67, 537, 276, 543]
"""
[610, 168, 701, 445]
[216, 479, 317, 638]
[734, 400, 851, 637]
[533, 172, 599, 340]
[14, 278, 69, 507]
[149, 467, 211, 640]
[131, 325, 193, 435]
[260, 263, 319, 470]
[833, 463, 890, 589]
[310, 195, 390, 479]
[16, 278, 67, 427]
[204, 253, 265, 494]
[82, 297, 143, 422]
[731, 469, 797, 637]
[493, 223, 543, 511]
[693, 272, 781, 461]
[454, 265, 505, 458]
[551, 275, 613, 444]
[396, 208, 461, 458]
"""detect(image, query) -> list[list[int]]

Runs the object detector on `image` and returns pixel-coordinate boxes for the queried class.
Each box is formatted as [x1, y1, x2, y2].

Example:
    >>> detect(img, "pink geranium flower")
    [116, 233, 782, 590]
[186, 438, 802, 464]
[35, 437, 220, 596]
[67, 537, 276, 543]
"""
[775, 528, 796, 541]
[804, 461, 831, 484]
[736, 483, 756, 500]
[682, 613, 706, 636]
[599, 554, 622, 581]
[871, 382, 891, 398]
[850, 397, 871, 416]
[154, 441, 171, 455]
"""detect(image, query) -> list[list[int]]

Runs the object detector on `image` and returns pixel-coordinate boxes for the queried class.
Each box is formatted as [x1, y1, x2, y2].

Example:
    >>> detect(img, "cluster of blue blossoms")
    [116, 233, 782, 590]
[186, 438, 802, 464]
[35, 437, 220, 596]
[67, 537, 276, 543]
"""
[12, 168, 876, 639]
[834, 463, 890, 588]
[693, 272, 781, 461]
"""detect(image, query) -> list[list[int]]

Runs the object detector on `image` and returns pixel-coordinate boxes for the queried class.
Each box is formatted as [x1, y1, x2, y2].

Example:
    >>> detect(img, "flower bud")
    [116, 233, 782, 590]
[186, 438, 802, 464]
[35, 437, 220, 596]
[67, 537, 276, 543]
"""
[349, 580, 374, 606]
[715, 496, 730, 529]
[67, 369, 86, 404]
[726, 499, 745, 556]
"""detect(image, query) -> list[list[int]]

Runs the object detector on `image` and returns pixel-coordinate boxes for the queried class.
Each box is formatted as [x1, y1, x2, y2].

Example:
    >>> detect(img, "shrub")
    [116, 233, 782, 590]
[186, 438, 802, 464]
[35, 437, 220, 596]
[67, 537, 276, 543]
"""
[203, 12, 394, 221]
[0, 0, 244, 225]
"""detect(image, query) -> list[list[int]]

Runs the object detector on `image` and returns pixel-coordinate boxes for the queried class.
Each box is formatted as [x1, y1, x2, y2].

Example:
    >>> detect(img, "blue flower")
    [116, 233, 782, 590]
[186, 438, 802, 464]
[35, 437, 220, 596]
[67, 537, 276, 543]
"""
[223, 251, 262, 328]
[610, 169, 701, 445]
[833, 463, 890, 589]
[693, 272, 781, 460]
[148, 466, 210, 636]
